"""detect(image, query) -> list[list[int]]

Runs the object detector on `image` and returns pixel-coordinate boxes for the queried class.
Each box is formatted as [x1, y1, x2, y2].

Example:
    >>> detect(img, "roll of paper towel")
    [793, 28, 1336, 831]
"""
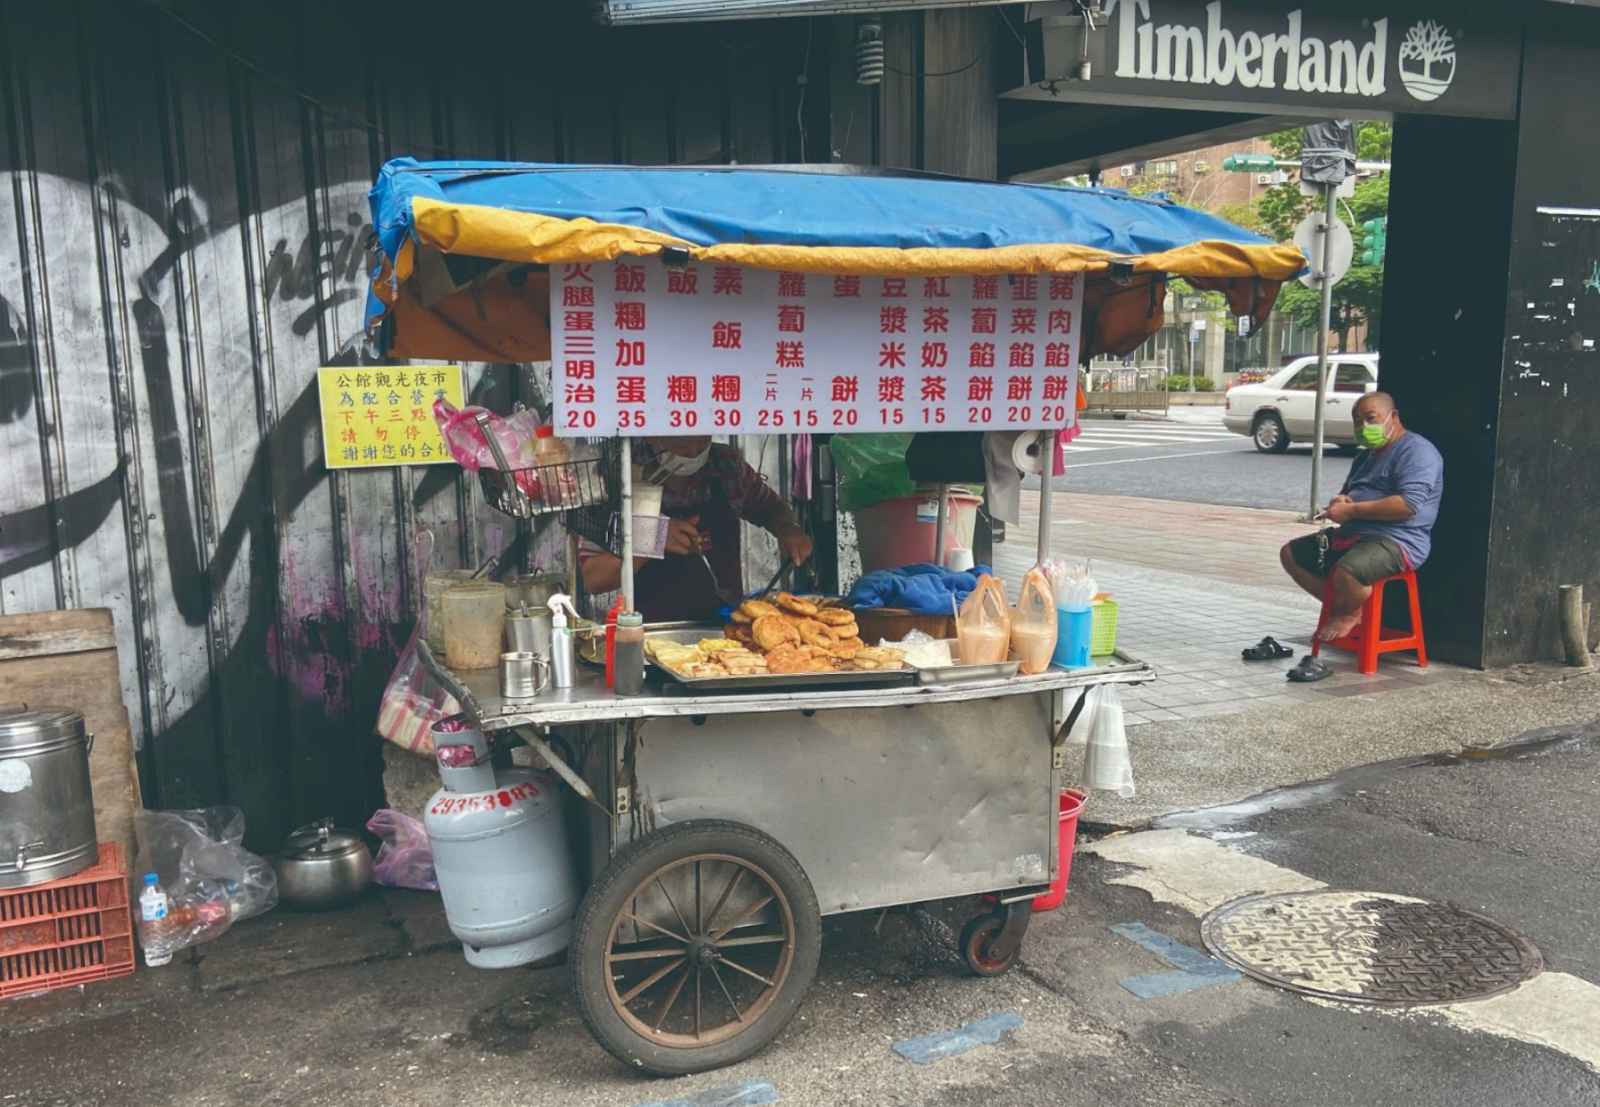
[1011, 431, 1046, 474]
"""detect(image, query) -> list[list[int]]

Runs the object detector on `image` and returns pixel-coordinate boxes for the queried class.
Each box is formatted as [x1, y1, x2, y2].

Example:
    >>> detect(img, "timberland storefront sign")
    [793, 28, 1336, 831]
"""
[1019, 0, 1518, 119]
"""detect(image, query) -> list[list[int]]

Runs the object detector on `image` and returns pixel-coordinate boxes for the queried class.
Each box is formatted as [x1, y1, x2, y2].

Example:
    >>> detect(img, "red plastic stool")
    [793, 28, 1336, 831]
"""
[1312, 568, 1428, 675]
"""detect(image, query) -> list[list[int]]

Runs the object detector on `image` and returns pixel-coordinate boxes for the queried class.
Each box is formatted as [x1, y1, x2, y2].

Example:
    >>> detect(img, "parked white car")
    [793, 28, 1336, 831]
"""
[1222, 354, 1380, 452]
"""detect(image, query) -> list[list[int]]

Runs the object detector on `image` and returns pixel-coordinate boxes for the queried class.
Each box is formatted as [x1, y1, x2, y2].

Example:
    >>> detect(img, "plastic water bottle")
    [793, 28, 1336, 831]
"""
[138, 872, 174, 967]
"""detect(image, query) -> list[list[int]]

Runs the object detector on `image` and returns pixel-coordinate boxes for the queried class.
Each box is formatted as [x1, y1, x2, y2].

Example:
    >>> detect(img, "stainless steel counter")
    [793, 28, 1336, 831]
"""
[453, 652, 1151, 731]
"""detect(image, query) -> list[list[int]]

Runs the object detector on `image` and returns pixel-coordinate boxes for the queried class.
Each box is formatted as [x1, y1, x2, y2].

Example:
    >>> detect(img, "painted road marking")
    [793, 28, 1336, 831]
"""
[1110, 922, 1242, 998]
[1062, 447, 1254, 468]
[634, 1080, 778, 1107]
[892, 1011, 1024, 1065]
[1079, 427, 1238, 439]
[1086, 829, 1600, 1074]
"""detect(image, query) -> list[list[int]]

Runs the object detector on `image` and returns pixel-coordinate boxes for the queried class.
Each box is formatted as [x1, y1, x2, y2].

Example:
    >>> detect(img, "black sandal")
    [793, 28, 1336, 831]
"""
[1242, 636, 1294, 661]
[1287, 656, 1333, 682]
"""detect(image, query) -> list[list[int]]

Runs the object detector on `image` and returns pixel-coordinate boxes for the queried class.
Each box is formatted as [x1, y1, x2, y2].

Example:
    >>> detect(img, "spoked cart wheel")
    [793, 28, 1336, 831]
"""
[958, 901, 1033, 977]
[570, 820, 822, 1076]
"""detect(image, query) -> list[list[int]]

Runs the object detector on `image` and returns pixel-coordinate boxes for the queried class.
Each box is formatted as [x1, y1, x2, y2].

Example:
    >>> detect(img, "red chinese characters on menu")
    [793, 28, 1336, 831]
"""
[549, 261, 1082, 435]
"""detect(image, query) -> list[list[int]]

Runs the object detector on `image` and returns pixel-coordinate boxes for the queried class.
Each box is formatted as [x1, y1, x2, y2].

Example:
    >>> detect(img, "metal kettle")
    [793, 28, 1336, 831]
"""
[273, 819, 373, 910]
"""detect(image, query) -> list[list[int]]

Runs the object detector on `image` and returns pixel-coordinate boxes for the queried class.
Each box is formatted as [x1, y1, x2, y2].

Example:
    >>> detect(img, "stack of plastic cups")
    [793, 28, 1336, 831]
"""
[1053, 605, 1094, 669]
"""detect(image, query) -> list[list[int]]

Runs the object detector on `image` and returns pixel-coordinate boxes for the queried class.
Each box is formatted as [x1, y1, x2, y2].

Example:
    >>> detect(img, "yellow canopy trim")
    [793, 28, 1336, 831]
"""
[408, 197, 1305, 282]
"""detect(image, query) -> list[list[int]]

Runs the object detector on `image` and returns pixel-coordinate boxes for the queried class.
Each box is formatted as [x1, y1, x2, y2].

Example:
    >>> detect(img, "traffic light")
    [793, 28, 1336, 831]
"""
[1222, 153, 1278, 173]
[1359, 217, 1388, 266]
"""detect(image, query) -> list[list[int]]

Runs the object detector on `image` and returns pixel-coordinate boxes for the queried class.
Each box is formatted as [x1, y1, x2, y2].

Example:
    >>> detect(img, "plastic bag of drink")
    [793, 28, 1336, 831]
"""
[956, 574, 1012, 664]
[1010, 567, 1058, 674]
[367, 809, 439, 892]
[134, 806, 278, 956]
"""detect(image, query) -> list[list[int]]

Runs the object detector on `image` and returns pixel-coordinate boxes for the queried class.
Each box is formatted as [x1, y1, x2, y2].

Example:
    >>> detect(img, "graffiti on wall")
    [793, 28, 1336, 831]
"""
[0, 171, 541, 836]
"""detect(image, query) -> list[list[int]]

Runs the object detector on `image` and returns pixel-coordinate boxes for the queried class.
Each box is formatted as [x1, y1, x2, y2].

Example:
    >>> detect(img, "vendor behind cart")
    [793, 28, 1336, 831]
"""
[576, 436, 813, 622]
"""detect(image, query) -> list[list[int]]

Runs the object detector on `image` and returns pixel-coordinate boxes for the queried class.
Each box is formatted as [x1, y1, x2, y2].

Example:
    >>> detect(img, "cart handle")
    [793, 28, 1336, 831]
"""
[415, 637, 484, 721]
[414, 634, 605, 810]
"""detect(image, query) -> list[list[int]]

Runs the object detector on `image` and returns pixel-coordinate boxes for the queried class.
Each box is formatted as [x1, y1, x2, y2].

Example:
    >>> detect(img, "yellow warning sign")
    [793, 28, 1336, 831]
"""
[318, 365, 464, 469]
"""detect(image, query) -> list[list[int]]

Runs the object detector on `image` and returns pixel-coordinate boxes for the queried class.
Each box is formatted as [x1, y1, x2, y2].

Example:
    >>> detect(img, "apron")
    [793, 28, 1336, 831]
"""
[632, 481, 741, 623]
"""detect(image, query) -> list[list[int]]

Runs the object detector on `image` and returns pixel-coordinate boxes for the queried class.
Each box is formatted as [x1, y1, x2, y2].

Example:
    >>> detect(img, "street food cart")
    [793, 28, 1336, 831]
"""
[365, 159, 1302, 1075]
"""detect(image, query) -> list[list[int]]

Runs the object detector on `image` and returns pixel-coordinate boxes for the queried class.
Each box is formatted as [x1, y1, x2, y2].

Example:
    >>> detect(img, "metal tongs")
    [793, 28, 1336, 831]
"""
[756, 556, 796, 599]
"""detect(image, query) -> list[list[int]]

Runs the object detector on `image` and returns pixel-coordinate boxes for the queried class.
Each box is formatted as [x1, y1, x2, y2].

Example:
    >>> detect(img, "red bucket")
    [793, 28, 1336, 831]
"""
[1032, 789, 1086, 912]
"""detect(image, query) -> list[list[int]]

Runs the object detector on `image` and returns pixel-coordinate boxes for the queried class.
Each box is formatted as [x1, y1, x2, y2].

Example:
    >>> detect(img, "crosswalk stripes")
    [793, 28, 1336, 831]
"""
[1063, 420, 1242, 452]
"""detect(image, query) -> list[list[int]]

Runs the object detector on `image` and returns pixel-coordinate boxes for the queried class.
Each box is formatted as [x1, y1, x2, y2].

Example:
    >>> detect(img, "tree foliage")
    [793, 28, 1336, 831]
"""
[1248, 122, 1391, 345]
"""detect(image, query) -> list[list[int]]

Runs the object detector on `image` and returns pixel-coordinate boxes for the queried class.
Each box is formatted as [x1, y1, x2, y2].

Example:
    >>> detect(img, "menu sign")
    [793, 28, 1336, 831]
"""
[550, 261, 1082, 436]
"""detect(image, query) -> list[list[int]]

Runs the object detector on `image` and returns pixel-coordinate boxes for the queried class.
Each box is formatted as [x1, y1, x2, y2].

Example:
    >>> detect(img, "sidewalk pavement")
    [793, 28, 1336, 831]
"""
[994, 491, 1469, 727]
[990, 490, 1600, 830]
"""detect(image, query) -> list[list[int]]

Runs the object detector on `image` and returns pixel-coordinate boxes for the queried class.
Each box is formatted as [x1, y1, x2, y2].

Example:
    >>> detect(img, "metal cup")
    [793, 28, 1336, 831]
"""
[505, 608, 553, 657]
[499, 651, 550, 700]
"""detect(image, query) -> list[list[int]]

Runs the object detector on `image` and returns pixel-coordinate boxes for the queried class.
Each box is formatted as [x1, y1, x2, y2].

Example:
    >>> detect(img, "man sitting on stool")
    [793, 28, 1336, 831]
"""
[1279, 391, 1444, 660]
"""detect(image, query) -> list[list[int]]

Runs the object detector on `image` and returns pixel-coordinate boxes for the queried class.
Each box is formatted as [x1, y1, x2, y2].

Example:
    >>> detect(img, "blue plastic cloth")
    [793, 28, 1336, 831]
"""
[846, 563, 994, 615]
[367, 159, 1282, 280]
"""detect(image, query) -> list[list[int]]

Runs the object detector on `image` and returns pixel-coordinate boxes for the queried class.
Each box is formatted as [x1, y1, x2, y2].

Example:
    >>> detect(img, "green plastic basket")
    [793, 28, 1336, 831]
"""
[1090, 598, 1119, 656]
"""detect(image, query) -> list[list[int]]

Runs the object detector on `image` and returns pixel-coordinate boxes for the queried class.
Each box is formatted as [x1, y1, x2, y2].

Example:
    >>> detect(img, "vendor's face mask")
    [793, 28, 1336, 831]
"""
[653, 445, 711, 477]
[1359, 413, 1391, 449]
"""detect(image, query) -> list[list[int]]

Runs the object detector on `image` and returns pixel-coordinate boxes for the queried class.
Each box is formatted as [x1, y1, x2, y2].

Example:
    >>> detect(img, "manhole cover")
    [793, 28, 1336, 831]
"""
[1201, 891, 1542, 1006]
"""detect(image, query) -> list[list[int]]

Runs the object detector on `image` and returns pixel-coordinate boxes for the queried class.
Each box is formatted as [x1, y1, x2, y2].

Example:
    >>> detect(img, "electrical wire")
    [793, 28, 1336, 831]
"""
[998, 4, 1029, 51]
[152, 5, 456, 157]
[796, 17, 814, 160]
[884, 55, 984, 79]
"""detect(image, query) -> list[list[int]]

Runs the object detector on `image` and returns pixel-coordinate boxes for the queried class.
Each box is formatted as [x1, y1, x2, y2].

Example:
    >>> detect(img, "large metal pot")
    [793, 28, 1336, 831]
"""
[273, 819, 373, 910]
[0, 707, 98, 888]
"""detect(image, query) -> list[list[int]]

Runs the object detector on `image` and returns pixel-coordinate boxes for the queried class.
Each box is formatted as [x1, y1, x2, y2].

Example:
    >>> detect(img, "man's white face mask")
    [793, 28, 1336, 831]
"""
[652, 445, 711, 478]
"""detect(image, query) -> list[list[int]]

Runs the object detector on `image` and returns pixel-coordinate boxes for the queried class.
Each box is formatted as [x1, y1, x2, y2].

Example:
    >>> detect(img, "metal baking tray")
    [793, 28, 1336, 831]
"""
[909, 640, 1021, 685]
[644, 627, 915, 693]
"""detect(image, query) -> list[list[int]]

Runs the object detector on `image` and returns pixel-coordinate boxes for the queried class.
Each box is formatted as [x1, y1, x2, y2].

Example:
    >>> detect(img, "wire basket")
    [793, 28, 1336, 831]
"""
[470, 410, 611, 520]
[478, 458, 609, 519]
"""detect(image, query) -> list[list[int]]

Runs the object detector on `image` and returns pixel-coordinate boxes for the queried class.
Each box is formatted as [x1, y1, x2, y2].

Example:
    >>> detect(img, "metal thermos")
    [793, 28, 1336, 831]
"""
[0, 707, 98, 888]
[505, 607, 552, 657]
[548, 593, 576, 689]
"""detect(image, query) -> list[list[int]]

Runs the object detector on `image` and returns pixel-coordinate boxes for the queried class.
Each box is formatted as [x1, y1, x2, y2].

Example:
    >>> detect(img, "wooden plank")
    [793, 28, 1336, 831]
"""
[0, 609, 141, 882]
[0, 607, 117, 660]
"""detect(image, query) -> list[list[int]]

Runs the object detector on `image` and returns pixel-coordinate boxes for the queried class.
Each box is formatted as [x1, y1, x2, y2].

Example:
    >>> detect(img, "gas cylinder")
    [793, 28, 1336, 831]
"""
[423, 717, 579, 968]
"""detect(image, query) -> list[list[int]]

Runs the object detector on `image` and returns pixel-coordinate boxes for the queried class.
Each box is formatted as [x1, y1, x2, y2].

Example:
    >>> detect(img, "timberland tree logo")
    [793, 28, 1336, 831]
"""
[1104, 2, 1457, 102]
[1398, 20, 1456, 101]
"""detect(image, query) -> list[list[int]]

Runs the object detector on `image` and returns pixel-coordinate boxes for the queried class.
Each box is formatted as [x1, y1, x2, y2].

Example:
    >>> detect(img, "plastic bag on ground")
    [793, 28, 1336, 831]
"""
[1010, 567, 1058, 674]
[134, 806, 277, 952]
[956, 574, 1011, 664]
[1082, 685, 1135, 798]
[367, 809, 439, 892]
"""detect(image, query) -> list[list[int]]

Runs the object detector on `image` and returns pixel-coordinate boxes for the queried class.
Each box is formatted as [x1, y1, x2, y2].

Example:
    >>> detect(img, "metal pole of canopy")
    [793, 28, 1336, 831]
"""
[620, 437, 635, 612]
[1308, 182, 1337, 520]
[933, 483, 949, 566]
[1036, 434, 1053, 568]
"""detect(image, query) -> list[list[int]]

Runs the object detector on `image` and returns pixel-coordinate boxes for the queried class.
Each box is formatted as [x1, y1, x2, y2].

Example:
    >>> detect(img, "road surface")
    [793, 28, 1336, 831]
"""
[1031, 409, 1356, 514]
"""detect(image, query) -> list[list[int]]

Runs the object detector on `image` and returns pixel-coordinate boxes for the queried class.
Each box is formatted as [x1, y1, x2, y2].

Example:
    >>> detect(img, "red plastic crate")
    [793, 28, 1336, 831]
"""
[0, 842, 135, 1000]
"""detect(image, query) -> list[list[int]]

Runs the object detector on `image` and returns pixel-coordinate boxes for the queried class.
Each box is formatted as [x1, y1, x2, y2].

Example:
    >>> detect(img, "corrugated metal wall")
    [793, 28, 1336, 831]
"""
[0, 0, 821, 848]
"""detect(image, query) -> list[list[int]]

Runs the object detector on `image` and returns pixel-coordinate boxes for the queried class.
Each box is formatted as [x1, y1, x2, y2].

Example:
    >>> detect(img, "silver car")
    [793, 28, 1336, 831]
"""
[1222, 354, 1380, 452]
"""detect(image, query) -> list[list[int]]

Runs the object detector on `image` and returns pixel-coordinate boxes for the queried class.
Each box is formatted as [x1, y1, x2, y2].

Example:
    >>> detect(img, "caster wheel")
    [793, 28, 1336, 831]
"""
[959, 912, 1019, 977]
